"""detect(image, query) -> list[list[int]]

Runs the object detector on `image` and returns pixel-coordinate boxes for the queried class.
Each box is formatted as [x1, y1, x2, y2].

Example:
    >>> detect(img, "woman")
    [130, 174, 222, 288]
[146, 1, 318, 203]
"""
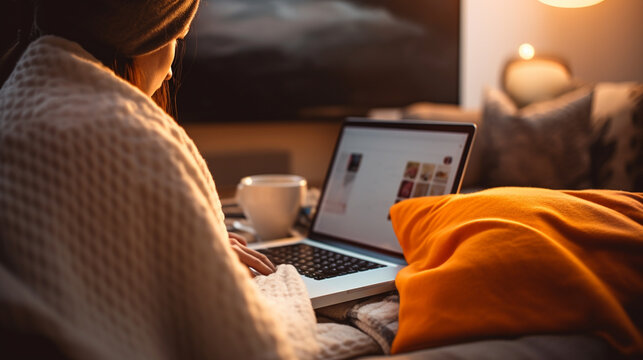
[0, 1, 319, 359]
[2, 0, 275, 275]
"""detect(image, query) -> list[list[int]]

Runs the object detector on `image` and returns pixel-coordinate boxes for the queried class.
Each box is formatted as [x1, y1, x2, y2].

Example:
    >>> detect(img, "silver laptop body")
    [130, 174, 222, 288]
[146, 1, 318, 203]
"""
[250, 118, 476, 308]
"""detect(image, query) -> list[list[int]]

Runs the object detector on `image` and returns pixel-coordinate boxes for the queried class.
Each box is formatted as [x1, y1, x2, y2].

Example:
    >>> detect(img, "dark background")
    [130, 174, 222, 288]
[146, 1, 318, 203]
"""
[176, 0, 461, 123]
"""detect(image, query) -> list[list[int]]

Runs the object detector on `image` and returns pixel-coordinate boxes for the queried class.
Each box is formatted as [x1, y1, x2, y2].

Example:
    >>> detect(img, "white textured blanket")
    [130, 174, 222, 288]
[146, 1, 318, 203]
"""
[317, 293, 400, 355]
[0, 35, 396, 360]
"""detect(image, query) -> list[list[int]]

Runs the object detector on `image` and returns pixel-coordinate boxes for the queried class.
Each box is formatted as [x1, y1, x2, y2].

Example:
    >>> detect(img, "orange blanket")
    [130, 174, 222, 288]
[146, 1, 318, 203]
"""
[389, 188, 643, 355]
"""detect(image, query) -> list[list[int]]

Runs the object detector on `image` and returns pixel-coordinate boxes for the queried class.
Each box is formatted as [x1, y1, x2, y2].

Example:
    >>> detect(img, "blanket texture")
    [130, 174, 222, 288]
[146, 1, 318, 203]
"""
[390, 187, 643, 356]
[0, 35, 307, 359]
[317, 293, 399, 355]
[0, 35, 378, 360]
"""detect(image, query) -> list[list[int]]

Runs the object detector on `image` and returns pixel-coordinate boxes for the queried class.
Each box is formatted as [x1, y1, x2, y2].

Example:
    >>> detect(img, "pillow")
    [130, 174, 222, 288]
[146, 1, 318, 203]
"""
[389, 188, 643, 356]
[590, 82, 643, 191]
[481, 87, 593, 189]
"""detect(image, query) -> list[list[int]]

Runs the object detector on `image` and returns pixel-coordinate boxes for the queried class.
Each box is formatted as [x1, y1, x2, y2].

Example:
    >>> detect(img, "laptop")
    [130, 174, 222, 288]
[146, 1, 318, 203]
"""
[250, 117, 476, 308]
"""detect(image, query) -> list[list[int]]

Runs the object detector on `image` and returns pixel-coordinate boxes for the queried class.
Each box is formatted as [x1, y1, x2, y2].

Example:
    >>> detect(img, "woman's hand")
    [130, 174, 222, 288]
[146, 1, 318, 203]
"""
[228, 232, 276, 276]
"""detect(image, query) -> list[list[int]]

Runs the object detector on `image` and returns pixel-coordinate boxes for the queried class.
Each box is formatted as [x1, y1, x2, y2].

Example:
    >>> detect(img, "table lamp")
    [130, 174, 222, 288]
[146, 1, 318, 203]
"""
[538, 0, 605, 8]
[501, 44, 573, 107]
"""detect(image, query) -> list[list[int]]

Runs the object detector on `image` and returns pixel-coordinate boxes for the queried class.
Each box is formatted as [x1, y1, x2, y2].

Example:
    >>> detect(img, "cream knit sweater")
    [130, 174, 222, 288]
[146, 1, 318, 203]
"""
[0, 36, 324, 360]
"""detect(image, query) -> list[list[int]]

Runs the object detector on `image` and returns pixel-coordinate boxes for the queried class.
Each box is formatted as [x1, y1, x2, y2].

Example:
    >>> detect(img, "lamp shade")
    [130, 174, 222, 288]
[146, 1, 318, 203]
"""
[539, 0, 605, 8]
[502, 57, 572, 107]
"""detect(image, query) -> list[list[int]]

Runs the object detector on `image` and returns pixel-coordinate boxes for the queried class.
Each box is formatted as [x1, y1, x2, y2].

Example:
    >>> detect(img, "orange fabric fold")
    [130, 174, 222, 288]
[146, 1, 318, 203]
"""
[389, 187, 643, 355]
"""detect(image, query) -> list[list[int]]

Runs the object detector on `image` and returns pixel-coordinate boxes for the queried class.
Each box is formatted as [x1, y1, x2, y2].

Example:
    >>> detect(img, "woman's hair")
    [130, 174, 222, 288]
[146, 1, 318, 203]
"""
[0, 0, 197, 119]
[108, 40, 186, 119]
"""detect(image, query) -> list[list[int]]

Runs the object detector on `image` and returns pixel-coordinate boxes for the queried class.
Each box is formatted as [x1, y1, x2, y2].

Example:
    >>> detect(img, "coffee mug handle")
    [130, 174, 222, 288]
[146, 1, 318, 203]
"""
[300, 189, 306, 207]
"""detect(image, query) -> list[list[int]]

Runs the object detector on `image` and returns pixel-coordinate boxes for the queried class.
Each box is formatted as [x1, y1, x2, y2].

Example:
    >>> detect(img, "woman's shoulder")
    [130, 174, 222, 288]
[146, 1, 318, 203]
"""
[1, 35, 179, 143]
[4, 36, 128, 93]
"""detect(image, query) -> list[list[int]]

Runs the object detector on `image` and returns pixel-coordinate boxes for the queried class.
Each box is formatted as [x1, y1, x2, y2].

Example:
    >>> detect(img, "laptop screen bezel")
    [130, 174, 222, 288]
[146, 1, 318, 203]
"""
[307, 117, 477, 257]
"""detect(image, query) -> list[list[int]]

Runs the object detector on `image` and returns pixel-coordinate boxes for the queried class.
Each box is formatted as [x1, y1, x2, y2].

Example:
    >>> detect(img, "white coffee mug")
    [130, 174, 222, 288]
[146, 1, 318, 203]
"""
[236, 174, 307, 241]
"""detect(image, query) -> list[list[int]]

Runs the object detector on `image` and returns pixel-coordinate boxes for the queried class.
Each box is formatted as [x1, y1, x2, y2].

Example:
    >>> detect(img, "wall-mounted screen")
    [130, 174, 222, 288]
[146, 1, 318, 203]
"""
[177, 0, 460, 122]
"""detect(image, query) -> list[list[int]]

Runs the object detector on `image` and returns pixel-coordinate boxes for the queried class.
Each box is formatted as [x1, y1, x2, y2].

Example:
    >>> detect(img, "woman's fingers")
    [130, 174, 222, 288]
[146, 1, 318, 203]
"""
[230, 245, 276, 276]
[242, 245, 277, 272]
[228, 232, 247, 246]
[228, 233, 276, 276]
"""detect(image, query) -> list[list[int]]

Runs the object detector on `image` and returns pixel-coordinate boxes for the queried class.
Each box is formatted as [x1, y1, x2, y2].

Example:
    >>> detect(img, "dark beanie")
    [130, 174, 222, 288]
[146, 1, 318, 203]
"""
[34, 0, 200, 57]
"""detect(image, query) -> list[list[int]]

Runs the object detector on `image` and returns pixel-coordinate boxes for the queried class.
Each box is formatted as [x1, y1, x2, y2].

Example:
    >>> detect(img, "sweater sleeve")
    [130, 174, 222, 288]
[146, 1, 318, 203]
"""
[0, 110, 311, 359]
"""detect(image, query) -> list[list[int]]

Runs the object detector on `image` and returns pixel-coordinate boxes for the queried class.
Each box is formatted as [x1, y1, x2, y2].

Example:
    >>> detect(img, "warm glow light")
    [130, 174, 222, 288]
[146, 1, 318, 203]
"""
[539, 0, 605, 8]
[518, 43, 535, 60]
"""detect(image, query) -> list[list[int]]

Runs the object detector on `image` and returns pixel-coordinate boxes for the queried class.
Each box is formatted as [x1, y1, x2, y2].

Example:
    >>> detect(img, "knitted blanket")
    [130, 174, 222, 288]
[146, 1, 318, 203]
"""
[317, 293, 400, 355]
[0, 35, 380, 360]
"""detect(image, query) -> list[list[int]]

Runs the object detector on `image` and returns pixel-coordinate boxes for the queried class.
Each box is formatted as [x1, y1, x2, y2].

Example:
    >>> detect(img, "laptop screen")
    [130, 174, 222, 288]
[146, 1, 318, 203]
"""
[310, 119, 475, 254]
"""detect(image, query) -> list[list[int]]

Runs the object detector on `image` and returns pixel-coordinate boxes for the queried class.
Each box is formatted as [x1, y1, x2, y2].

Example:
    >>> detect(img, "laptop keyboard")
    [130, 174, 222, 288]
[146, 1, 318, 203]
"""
[257, 243, 386, 280]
